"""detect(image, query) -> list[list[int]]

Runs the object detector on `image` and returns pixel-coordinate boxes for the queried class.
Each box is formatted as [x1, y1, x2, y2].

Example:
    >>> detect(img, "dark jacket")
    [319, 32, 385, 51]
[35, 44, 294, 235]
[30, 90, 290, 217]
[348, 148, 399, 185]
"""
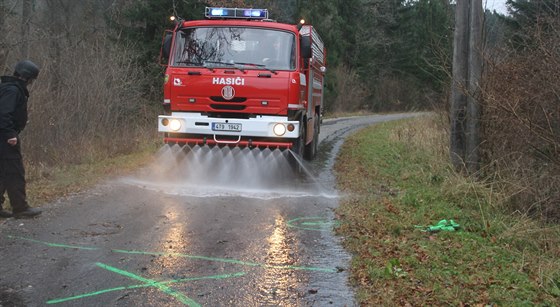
[0, 76, 29, 159]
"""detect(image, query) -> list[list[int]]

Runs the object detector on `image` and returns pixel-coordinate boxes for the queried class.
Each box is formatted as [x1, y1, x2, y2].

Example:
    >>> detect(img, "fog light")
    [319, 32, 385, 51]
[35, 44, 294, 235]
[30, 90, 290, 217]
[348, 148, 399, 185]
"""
[162, 118, 169, 126]
[287, 124, 295, 132]
[273, 123, 286, 136]
[169, 119, 182, 131]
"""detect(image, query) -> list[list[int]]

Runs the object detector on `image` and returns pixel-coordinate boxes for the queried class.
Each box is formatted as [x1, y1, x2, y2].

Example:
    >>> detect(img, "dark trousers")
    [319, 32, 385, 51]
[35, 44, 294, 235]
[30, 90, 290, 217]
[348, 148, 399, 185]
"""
[0, 158, 29, 213]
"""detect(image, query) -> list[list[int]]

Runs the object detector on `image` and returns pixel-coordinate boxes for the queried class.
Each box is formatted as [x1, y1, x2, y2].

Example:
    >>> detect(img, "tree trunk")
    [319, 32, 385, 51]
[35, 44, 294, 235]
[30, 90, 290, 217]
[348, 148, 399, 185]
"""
[0, 0, 7, 72]
[45, 0, 65, 93]
[21, 0, 32, 59]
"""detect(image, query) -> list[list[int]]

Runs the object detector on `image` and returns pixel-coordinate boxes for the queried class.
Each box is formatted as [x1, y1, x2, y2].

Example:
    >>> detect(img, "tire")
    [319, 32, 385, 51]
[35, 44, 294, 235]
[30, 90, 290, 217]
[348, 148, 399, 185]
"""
[304, 114, 319, 160]
[289, 119, 306, 172]
[291, 119, 305, 158]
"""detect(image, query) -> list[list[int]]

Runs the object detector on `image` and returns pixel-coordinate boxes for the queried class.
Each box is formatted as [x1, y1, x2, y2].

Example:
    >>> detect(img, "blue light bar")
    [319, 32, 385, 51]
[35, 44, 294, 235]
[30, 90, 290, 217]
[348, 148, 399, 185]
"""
[211, 8, 224, 16]
[205, 7, 269, 20]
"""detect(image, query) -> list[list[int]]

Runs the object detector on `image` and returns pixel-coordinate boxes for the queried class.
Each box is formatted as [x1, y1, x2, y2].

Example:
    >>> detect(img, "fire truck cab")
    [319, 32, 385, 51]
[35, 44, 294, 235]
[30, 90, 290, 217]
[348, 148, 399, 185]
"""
[158, 7, 326, 160]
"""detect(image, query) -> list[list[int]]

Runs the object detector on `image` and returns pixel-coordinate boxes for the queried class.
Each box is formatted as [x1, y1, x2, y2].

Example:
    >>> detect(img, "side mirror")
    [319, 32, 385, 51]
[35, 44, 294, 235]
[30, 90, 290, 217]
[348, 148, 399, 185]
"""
[160, 30, 173, 66]
[300, 36, 312, 59]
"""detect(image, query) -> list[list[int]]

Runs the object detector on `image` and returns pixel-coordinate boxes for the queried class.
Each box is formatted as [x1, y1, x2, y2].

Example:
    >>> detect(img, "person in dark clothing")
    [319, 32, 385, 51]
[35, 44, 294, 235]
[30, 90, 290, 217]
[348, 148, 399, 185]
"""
[0, 60, 42, 218]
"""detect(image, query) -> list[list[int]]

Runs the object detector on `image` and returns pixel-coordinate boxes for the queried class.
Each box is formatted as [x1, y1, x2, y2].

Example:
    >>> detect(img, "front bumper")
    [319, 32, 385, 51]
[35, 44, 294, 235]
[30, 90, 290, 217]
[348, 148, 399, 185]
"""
[158, 112, 300, 148]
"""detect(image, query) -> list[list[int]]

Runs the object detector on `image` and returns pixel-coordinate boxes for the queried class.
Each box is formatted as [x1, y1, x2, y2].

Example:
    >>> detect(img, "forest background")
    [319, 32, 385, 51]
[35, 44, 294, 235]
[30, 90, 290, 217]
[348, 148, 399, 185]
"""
[0, 0, 558, 220]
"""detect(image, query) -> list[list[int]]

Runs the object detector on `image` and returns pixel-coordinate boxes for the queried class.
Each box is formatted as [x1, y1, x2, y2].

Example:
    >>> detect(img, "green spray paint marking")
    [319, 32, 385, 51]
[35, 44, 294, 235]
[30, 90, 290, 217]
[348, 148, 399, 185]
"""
[111, 249, 335, 273]
[5, 235, 336, 273]
[97, 262, 198, 306]
[286, 217, 340, 231]
[7, 235, 98, 250]
[46, 271, 246, 305]
[301, 222, 326, 226]
[5, 230, 339, 305]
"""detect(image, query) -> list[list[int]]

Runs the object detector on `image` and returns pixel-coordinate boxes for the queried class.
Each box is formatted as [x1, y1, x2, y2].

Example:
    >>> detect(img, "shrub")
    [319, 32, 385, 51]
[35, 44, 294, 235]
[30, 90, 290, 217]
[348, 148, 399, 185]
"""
[481, 17, 560, 221]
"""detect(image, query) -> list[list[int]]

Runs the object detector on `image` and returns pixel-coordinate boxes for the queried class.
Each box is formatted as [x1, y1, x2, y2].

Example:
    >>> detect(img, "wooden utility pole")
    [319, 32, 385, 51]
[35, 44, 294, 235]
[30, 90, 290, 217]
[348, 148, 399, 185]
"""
[450, 0, 483, 174]
[450, 0, 469, 171]
[466, 0, 483, 174]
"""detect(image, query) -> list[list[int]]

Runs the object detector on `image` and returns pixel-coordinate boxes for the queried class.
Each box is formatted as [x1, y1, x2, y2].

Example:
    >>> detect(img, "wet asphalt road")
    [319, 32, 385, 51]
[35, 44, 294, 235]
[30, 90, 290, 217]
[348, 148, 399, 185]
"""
[0, 114, 417, 307]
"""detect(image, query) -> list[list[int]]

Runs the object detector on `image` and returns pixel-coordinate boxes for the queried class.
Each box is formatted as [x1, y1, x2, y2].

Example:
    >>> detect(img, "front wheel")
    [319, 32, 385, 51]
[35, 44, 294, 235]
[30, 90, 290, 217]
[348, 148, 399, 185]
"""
[291, 120, 305, 158]
[289, 120, 306, 172]
[304, 115, 319, 160]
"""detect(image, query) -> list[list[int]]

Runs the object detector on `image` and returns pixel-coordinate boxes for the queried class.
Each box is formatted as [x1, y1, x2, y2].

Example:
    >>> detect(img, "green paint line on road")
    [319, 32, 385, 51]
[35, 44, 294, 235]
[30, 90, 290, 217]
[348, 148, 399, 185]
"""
[5, 235, 337, 273]
[96, 262, 199, 306]
[46, 272, 246, 305]
[6, 235, 98, 250]
[111, 249, 336, 273]
[47, 285, 134, 304]
[286, 217, 339, 231]
[301, 222, 326, 226]
[163, 272, 246, 284]
[112, 249, 260, 266]
[6, 233, 339, 305]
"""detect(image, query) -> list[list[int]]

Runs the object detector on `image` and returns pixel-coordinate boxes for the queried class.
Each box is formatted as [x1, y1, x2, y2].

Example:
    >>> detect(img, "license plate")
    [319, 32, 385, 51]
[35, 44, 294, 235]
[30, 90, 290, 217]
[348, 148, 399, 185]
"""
[212, 122, 242, 132]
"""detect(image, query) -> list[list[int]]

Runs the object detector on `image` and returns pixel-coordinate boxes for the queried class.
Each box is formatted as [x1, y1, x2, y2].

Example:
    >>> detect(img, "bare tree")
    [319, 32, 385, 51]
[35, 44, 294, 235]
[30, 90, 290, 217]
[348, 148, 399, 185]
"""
[43, 0, 78, 92]
[21, 0, 32, 58]
[0, 0, 7, 71]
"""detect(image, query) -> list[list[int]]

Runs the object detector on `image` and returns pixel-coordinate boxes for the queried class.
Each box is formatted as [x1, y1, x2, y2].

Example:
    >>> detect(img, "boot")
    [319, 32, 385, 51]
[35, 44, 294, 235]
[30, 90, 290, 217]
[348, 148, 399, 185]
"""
[13, 207, 42, 219]
[0, 209, 13, 218]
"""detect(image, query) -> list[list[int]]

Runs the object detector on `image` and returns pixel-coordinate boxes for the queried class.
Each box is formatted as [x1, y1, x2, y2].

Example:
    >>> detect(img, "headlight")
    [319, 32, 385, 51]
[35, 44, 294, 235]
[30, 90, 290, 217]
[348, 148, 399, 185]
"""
[273, 123, 286, 136]
[169, 119, 182, 131]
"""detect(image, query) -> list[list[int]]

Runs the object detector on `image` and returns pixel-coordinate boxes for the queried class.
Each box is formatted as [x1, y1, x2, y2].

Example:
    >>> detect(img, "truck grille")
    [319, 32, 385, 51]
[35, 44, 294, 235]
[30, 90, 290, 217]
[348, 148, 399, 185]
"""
[210, 96, 247, 103]
[210, 104, 246, 111]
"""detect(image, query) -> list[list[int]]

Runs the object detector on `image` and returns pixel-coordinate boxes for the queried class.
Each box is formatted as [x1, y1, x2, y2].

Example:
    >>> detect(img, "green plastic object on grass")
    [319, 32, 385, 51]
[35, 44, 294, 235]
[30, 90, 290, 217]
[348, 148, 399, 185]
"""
[419, 219, 460, 232]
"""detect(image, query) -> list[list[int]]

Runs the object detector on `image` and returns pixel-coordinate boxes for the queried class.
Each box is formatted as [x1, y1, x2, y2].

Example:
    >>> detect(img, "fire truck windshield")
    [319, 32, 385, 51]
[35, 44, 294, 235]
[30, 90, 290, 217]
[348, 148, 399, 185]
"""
[172, 27, 296, 71]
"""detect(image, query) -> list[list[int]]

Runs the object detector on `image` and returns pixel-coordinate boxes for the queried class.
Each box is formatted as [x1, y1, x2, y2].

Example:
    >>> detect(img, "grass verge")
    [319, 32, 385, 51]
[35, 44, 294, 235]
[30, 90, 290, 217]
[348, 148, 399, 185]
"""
[21, 142, 160, 208]
[334, 114, 560, 305]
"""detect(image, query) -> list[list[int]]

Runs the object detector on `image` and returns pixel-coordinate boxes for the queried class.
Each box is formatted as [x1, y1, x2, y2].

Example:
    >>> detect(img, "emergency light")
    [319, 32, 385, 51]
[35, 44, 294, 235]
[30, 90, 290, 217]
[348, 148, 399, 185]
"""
[205, 7, 268, 20]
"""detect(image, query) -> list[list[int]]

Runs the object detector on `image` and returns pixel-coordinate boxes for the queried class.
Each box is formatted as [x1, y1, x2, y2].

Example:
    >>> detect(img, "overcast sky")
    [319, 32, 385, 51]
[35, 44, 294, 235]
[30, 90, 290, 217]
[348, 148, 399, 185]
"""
[485, 0, 509, 14]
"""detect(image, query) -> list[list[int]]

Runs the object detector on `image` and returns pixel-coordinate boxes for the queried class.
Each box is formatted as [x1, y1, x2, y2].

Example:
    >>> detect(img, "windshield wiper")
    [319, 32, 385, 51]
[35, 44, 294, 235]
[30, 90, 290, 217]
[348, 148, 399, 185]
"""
[176, 60, 203, 65]
[204, 61, 246, 72]
[233, 62, 277, 74]
[176, 60, 215, 72]
[181, 61, 277, 74]
[204, 61, 234, 66]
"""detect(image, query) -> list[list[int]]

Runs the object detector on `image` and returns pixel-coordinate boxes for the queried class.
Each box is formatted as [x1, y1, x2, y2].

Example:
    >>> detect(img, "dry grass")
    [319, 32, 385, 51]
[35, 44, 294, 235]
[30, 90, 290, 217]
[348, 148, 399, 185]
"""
[1, 1, 160, 168]
[23, 145, 157, 208]
[23, 38, 159, 165]
[335, 115, 560, 305]
[0, 3, 162, 209]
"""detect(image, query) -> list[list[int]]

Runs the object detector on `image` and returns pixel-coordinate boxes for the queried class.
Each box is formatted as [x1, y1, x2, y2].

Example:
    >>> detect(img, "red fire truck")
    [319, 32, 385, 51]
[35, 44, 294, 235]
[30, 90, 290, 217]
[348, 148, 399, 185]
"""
[158, 7, 326, 160]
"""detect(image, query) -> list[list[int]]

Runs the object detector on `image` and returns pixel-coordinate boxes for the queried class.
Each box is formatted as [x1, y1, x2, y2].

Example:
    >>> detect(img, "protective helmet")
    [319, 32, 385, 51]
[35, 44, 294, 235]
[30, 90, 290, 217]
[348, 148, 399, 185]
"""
[14, 60, 40, 80]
